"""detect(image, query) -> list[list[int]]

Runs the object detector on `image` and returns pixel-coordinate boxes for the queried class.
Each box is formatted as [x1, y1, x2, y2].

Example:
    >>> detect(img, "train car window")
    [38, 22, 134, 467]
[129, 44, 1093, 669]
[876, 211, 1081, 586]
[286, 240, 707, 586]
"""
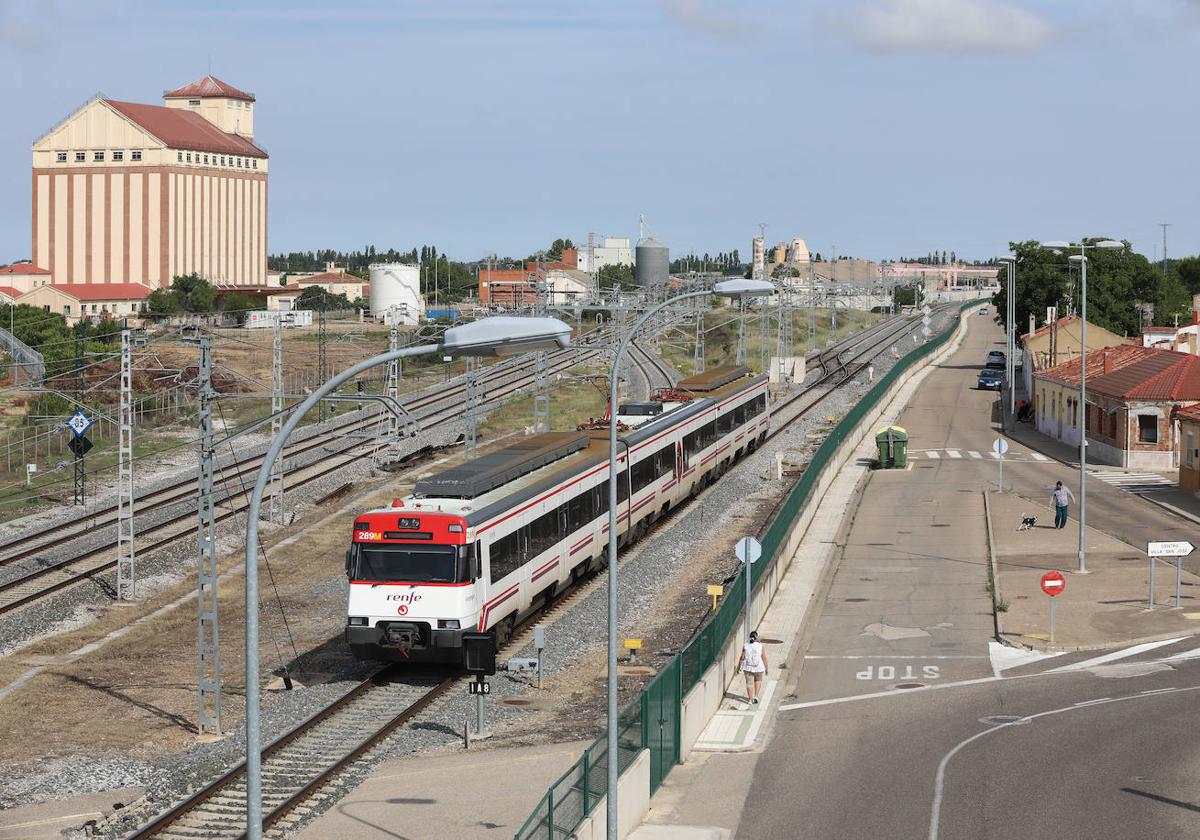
[354, 544, 459, 583]
[683, 430, 699, 461]
[734, 403, 746, 426]
[528, 510, 559, 556]
[617, 469, 629, 502]
[568, 491, 593, 531]
[489, 530, 525, 581]
[631, 456, 654, 493]
[654, 445, 673, 478]
[704, 420, 718, 448]
[717, 410, 735, 435]
[591, 483, 608, 516]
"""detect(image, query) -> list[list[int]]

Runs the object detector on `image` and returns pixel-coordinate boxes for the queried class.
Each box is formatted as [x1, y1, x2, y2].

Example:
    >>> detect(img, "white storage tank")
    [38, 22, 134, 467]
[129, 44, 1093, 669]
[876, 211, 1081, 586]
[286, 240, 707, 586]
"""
[368, 263, 423, 325]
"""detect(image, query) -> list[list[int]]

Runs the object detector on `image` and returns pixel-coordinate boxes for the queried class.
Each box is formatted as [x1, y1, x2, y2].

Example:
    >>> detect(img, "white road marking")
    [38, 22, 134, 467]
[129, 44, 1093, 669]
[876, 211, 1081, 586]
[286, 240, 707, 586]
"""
[968, 451, 982, 459]
[1072, 697, 1111, 706]
[804, 655, 988, 660]
[926, 451, 941, 459]
[1161, 646, 1200, 663]
[988, 452, 1000, 460]
[927, 684, 1200, 840]
[1046, 637, 1186, 673]
[1031, 452, 1050, 461]
[987, 641, 1065, 677]
[946, 450, 962, 459]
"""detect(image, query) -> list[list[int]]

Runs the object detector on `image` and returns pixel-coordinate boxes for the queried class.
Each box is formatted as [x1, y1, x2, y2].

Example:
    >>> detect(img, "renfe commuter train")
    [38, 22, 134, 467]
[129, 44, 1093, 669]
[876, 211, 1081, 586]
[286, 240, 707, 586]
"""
[344, 365, 768, 663]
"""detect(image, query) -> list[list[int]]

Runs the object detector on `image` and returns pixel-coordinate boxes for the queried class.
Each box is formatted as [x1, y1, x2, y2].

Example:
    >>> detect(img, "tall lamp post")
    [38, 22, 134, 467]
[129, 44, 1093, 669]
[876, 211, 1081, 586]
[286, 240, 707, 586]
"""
[241, 316, 573, 840]
[605, 278, 775, 838]
[997, 255, 1016, 428]
[1040, 239, 1125, 573]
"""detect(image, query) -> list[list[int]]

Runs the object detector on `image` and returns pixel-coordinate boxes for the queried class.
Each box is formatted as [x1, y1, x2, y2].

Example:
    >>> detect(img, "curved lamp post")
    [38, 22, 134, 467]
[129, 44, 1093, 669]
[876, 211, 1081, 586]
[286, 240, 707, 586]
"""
[242, 316, 573, 839]
[605, 278, 775, 838]
[997, 255, 1016, 429]
[1039, 239, 1125, 573]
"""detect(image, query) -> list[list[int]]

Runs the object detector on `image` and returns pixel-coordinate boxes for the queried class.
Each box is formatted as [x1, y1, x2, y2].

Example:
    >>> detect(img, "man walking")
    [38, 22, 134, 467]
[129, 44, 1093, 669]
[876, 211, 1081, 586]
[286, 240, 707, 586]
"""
[1051, 480, 1076, 529]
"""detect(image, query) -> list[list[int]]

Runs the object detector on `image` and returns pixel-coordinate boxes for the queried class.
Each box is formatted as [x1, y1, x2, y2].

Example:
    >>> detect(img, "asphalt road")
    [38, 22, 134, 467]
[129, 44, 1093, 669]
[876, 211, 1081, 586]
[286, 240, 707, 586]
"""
[734, 314, 1200, 840]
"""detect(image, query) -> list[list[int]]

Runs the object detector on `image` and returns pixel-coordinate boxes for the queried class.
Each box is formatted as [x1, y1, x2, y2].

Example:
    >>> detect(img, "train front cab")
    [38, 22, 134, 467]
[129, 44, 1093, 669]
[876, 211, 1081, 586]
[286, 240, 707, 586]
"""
[344, 512, 479, 663]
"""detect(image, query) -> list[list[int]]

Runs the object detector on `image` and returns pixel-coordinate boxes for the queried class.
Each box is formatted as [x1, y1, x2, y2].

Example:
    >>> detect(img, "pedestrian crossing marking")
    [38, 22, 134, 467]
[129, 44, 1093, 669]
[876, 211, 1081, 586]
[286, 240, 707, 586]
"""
[968, 451, 982, 459]
[946, 450, 962, 459]
[1091, 471, 1178, 496]
[1031, 453, 1050, 461]
[926, 451, 940, 459]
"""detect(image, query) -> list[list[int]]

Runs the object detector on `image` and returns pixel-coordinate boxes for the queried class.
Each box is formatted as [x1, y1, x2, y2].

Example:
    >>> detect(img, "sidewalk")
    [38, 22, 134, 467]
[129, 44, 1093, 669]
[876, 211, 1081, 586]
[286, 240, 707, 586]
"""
[988, 490, 1200, 651]
[294, 740, 588, 840]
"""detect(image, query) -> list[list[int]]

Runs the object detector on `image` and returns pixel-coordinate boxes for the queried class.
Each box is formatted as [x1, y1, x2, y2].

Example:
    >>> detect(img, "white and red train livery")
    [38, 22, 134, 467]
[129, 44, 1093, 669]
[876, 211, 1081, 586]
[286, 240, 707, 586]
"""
[345, 365, 769, 663]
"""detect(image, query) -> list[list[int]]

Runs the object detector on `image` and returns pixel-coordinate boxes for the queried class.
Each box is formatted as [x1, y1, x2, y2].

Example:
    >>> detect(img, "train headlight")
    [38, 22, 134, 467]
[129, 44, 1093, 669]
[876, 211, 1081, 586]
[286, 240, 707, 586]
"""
[348, 616, 369, 626]
[438, 619, 461, 630]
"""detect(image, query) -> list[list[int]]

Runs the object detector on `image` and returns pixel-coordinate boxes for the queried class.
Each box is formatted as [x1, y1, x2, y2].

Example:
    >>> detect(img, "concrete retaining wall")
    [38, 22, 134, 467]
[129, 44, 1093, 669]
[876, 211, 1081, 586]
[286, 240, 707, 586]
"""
[678, 306, 976, 759]
[574, 749, 651, 840]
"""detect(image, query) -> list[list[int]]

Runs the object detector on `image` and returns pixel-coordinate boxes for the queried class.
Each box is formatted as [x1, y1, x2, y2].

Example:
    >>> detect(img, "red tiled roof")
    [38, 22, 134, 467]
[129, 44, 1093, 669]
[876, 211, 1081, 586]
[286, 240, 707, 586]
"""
[103, 100, 267, 158]
[0, 287, 21, 298]
[1142, 326, 1178, 333]
[297, 272, 364, 285]
[1037, 344, 1200, 401]
[0, 263, 49, 275]
[163, 75, 255, 102]
[47, 283, 152, 301]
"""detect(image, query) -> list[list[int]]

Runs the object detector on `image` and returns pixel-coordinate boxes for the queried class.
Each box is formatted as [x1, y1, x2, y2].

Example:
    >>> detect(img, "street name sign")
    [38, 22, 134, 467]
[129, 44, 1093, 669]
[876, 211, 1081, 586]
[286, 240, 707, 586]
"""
[1041, 570, 1066, 597]
[1148, 541, 1194, 558]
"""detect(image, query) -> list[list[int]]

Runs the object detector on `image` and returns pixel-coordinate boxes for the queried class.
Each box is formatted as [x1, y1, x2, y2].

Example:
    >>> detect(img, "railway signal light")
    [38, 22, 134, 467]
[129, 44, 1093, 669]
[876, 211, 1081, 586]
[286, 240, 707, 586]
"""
[462, 631, 496, 676]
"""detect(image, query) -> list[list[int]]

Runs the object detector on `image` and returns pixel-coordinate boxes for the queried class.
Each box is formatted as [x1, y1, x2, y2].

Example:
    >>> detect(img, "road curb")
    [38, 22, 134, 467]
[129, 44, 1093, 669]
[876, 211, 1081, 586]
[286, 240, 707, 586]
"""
[1010, 626, 1200, 654]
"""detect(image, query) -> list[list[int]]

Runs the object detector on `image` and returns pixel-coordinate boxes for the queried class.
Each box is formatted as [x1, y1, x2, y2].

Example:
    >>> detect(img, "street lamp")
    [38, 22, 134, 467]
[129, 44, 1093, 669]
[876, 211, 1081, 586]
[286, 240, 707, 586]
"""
[241, 316, 572, 840]
[1039, 239, 1125, 573]
[997, 256, 1016, 428]
[604, 277, 775, 838]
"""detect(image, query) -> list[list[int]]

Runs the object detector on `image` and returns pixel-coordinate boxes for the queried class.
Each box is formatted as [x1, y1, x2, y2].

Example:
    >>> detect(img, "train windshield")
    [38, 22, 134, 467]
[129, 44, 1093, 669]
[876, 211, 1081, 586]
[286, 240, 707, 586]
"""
[352, 544, 460, 584]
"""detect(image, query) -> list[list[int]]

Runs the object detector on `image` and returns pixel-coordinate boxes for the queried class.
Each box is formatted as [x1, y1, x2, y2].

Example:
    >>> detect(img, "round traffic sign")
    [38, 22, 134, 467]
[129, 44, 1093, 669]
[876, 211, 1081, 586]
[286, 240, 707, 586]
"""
[735, 536, 762, 565]
[1041, 570, 1066, 597]
[992, 438, 1009, 456]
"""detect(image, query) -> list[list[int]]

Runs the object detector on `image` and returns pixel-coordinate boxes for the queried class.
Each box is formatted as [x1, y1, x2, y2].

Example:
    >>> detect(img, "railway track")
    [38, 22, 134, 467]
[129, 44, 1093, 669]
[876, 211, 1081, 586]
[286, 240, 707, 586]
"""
[629, 340, 678, 394]
[119, 307, 938, 840]
[0, 330, 619, 616]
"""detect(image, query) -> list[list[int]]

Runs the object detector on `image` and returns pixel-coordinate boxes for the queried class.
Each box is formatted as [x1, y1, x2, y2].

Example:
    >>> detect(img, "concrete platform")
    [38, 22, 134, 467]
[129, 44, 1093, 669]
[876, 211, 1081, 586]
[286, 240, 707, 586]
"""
[294, 740, 588, 840]
[988, 489, 1200, 650]
[0, 787, 141, 839]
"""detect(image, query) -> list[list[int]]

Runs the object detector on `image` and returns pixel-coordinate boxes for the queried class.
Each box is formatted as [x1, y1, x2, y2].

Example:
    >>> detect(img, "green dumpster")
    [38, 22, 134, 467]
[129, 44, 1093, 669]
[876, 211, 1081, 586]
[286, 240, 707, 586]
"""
[874, 425, 908, 469]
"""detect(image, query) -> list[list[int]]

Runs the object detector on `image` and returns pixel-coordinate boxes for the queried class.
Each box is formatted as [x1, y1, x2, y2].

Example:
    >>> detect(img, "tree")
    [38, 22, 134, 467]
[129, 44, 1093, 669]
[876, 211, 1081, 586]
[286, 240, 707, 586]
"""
[171, 273, 215, 312]
[220, 292, 260, 325]
[147, 288, 182, 314]
[597, 263, 637, 292]
[547, 238, 576, 261]
[296, 286, 351, 311]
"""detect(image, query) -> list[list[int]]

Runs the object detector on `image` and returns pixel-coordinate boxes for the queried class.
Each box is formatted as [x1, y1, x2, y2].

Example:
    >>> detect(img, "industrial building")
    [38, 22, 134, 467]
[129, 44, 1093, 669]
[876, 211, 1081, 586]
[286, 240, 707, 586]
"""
[27, 75, 269, 291]
[577, 236, 632, 273]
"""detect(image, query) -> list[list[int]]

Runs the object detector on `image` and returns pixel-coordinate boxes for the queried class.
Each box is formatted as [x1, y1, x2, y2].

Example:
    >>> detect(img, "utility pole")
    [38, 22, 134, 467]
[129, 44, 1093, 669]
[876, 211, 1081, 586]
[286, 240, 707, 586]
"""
[268, 316, 284, 524]
[735, 297, 747, 365]
[184, 332, 222, 736]
[759, 294, 770, 373]
[532, 253, 551, 433]
[317, 293, 328, 423]
[383, 306, 403, 462]
[465, 356, 479, 459]
[776, 288, 793, 367]
[1160, 223, 1170, 281]
[115, 329, 136, 601]
[693, 307, 705, 375]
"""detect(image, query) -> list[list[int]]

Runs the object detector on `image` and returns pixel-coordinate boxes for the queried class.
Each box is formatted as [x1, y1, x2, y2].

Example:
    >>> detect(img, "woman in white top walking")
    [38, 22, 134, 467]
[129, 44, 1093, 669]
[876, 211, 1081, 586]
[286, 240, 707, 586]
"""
[739, 631, 768, 705]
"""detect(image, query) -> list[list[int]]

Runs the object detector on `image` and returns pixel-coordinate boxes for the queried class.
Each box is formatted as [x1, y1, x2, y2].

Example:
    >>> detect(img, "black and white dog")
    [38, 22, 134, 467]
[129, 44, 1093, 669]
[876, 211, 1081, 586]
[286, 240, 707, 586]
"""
[1017, 515, 1037, 531]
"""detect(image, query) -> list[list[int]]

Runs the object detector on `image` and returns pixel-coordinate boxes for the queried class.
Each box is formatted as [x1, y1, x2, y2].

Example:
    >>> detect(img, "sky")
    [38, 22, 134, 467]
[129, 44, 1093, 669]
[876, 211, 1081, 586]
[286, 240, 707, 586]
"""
[1, 0, 1198, 264]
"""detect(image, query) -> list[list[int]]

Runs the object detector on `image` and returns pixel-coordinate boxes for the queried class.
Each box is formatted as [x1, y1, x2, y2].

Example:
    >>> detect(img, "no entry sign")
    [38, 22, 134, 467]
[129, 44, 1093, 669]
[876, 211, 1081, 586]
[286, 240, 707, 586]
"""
[1041, 570, 1066, 597]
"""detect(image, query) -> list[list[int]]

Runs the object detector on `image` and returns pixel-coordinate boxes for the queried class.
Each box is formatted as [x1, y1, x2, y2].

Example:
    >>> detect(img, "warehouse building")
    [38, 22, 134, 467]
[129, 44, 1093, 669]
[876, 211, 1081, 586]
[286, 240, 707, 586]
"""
[28, 75, 269, 291]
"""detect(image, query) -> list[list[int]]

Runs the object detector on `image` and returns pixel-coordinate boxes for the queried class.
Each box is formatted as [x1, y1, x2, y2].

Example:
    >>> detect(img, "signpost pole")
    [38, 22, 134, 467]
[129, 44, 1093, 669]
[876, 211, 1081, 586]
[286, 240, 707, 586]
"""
[1149, 556, 1156, 610]
[735, 536, 762, 644]
[1050, 596, 1055, 643]
[476, 680, 486, 737]
[1177, 559, 1182, 609]
[998, 449, 1003, 492]
[1147, 543, 1194, 610]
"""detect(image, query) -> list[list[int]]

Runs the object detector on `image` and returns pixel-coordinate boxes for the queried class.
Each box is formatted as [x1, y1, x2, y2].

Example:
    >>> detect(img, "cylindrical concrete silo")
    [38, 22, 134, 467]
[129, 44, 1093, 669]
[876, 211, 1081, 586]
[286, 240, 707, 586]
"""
[635, 236, 669, 298]
[368, 263, 423, 325]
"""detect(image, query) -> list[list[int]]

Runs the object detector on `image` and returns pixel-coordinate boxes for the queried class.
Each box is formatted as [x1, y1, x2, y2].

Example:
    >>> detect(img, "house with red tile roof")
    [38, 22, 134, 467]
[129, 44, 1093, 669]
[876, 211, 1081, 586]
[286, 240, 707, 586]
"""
[29, 75, 268, 292]
[0, 262, 52, 294]
[1179, 404, 1200, 492]
[16, 283, 152, 323]
[1034, 345, 1200, 469]
[1018, 314, 1129, 401]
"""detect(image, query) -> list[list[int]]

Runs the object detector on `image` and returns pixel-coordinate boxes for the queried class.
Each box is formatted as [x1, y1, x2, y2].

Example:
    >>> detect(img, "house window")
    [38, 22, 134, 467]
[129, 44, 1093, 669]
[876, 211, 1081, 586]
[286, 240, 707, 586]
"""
[62, 305, 70, 315]
[75, 151, 86, 162]
[56, 152, 67, 162]
[237, 158, 242, 168]
[252, 159, 258, 169]
[220, 156, 226, 166]
[132, 150, 142, 161]
[91, 304, 98, 313]
[1137, 415, 1158, 444]
[113, 151, 124, 162]
[1186, 430, 1195, 468]
[93, 151, 104, 162]
[186, 153, 192, 163]
[189, 99, 201, 106]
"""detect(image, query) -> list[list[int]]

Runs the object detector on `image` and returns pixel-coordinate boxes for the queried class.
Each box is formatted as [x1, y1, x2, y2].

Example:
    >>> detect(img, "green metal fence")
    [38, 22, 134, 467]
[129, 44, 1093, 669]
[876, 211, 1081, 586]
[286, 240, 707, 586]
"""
[514, 301, 979, 840]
